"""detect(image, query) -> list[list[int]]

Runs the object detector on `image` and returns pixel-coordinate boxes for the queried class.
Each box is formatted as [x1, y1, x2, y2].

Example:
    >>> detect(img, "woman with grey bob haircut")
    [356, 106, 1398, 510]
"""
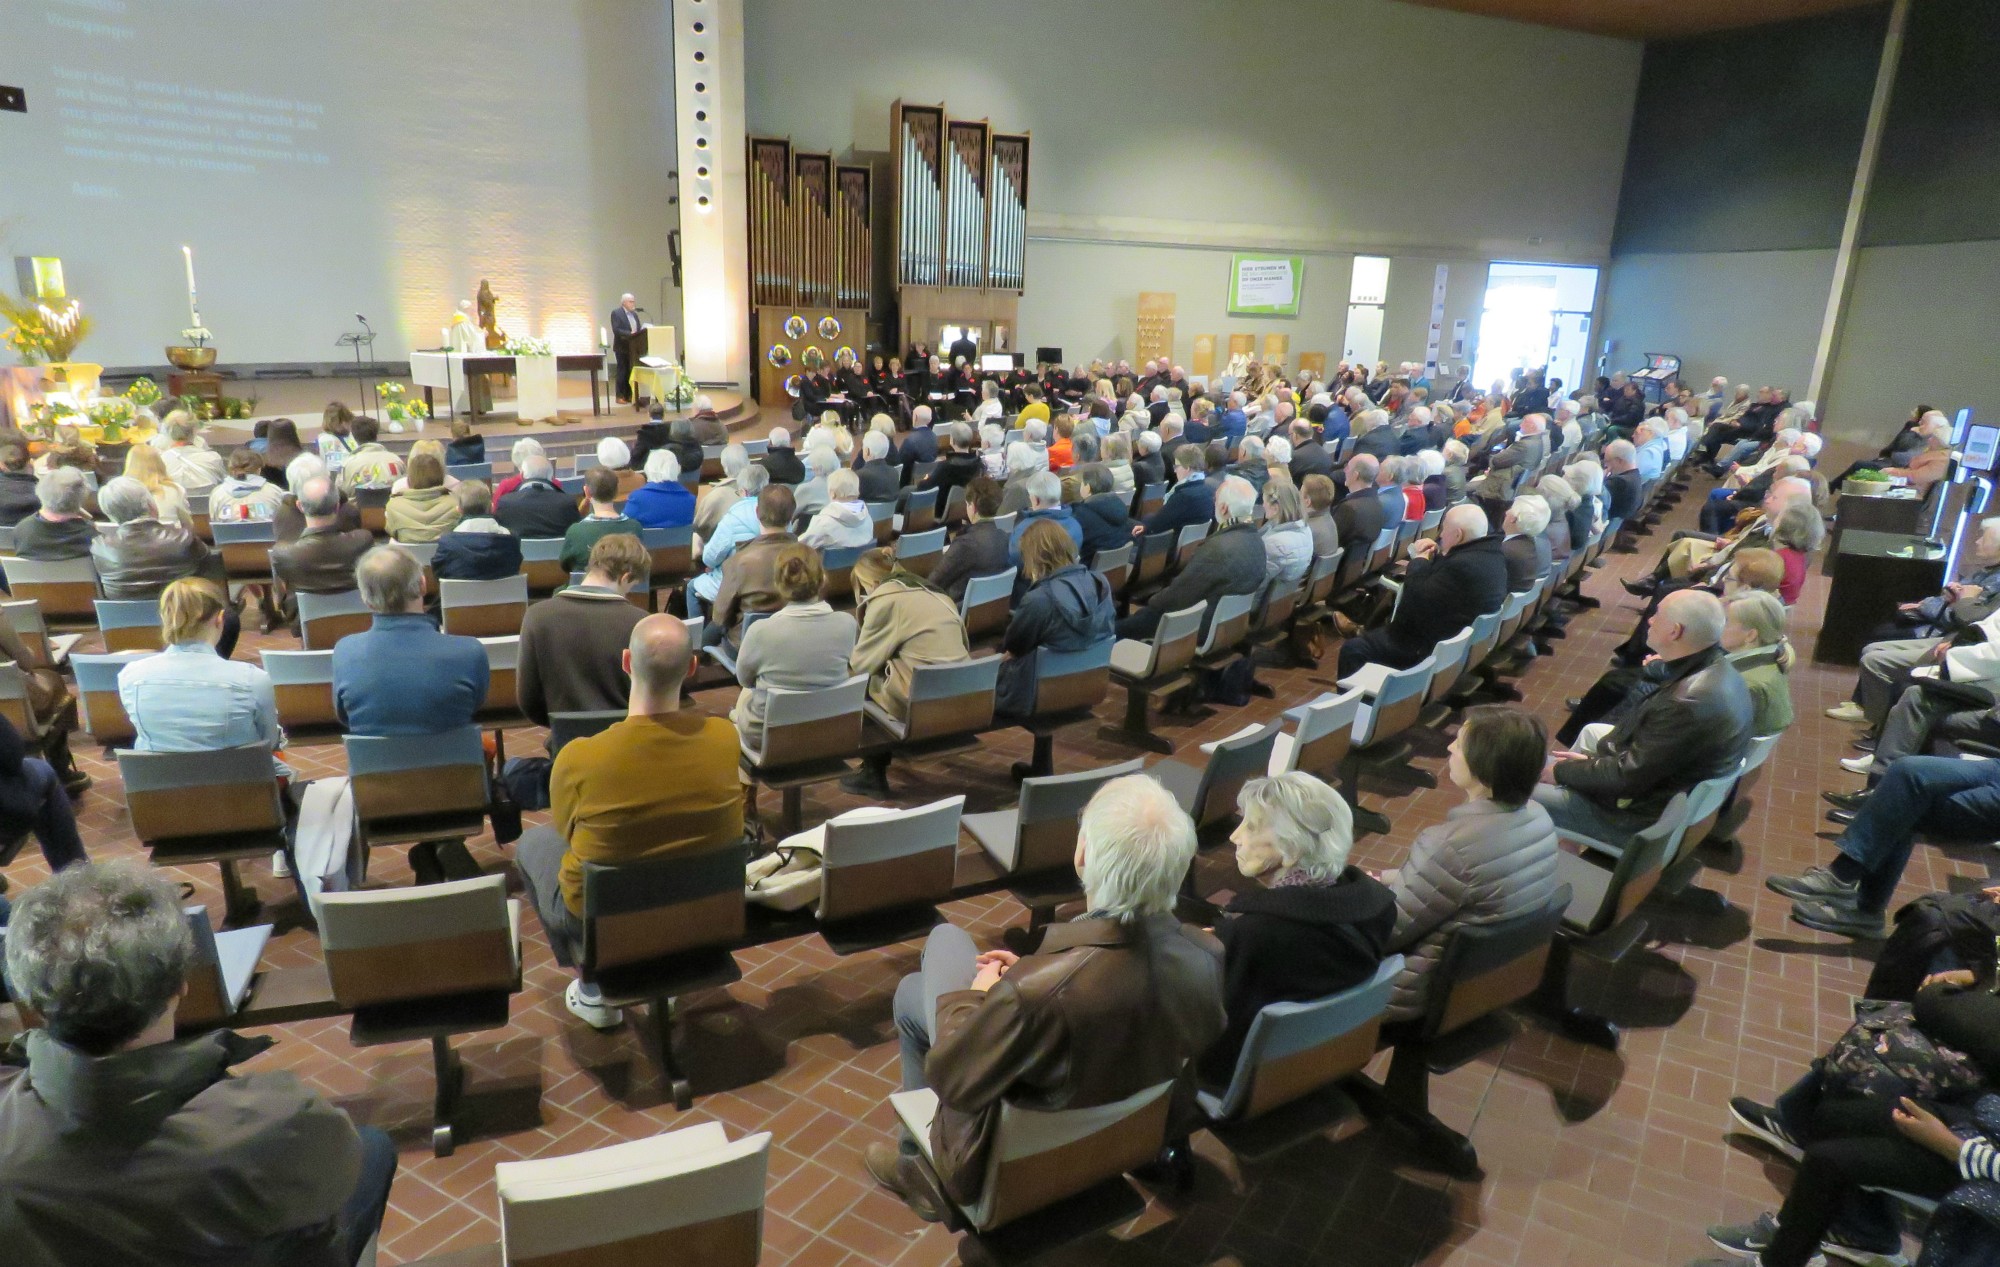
[1199, 771, 1396, 1083]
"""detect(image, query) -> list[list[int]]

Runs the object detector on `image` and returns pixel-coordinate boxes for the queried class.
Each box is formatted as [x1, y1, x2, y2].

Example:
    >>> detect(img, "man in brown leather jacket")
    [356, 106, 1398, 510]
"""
[272, 476, 375, 601]
[867, 774, 1225, 1218]
[709, 484, 797, 647]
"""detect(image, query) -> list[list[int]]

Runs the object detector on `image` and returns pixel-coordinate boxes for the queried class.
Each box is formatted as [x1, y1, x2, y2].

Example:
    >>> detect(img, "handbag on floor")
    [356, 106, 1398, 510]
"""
[745, 844, 822, 912]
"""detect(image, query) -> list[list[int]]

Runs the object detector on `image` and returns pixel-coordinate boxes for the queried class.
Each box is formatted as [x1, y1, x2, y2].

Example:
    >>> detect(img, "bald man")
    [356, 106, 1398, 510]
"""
[1336, 503, 1511, 677]
[515, 613, 746, 1028]
[1535, 589, 1754, 854]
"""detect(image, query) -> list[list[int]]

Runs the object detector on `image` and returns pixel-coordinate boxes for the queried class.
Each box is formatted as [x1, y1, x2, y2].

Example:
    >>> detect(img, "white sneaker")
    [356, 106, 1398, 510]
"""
[270, 850, 292, 878]
[1824, 702, 1867, 723]
[1839, 755, 1875, 775]
[565, 980, 624, 1030]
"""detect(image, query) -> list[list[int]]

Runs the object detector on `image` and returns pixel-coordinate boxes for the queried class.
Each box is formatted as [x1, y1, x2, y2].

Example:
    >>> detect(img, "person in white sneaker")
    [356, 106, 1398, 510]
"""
[512, 615, 745, 1030]
[1828, 518, 2000, 730]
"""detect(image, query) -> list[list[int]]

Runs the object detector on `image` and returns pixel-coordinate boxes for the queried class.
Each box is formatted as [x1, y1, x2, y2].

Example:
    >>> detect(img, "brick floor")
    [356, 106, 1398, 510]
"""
[12, 448, 1972, 1266]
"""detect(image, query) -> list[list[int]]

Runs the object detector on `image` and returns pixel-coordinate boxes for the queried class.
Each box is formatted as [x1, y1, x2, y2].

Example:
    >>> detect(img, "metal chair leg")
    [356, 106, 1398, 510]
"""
[219, 859, 259, 928]
[1098, 683, 1174, 755]
[650, 998, 692, 1111]
[431, 1034, 464, 1157]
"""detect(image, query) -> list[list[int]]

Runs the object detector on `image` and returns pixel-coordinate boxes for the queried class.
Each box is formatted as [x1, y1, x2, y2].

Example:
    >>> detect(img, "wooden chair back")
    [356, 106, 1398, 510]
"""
[439, 574, 529, 637]
[817, 796, 965, 923]
[319, 873, 516, 1009]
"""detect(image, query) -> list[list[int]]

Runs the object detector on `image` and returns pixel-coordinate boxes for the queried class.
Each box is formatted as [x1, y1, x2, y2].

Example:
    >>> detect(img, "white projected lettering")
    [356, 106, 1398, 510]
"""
[49, 65, 330, 184]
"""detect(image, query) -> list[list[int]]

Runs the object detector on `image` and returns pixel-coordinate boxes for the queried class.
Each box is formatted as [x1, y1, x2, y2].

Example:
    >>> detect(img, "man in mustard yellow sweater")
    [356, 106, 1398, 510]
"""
[514, 613, 744, 1028]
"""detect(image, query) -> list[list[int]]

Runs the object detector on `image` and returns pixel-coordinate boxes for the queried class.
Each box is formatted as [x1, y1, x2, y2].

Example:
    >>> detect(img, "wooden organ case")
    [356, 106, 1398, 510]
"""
[746, 135, 874, 409]
[892, 100, 1030, 363]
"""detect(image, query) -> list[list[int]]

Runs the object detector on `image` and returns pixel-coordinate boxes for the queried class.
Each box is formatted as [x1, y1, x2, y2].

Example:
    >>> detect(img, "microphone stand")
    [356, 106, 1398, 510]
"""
[336, 322, 377, 418]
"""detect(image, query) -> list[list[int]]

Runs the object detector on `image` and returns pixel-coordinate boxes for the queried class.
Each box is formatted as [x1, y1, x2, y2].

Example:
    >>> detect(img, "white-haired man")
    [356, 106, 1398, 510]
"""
[869, 773, 1224, 1220]
[1536, 589, 1754, 854]
[610, 293, 643, 403]
[900, 403, 938, 470]
[1119, 475, 1265, 640]
[1501, 494, 1553, 591]
[495, 452, 582, 539]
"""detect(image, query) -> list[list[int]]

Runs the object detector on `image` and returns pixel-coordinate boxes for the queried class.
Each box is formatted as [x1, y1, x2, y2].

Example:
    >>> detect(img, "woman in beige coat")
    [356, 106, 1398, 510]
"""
[1379, 704, 1560, 1023]
[385, 451, 463, 543]
[841, 548, 971, 796]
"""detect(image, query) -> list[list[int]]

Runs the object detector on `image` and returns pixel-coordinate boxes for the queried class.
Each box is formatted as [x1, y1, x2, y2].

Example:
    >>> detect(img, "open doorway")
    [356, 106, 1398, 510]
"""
[1471, 262, 1599, 398]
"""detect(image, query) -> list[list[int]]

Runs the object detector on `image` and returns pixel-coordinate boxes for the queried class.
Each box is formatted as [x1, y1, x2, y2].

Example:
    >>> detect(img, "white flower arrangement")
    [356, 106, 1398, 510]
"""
[503, 335, 553, 357]
[181, 326, 213, 347]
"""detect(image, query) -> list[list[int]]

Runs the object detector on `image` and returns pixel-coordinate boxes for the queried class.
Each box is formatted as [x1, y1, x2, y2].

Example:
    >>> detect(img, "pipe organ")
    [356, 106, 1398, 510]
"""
[892, 100, 1031, 357]
[745, 134, 873, 408]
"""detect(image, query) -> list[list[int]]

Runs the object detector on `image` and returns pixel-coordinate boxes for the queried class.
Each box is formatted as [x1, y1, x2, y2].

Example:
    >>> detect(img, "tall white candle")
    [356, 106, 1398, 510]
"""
[182, 245, 200, 327]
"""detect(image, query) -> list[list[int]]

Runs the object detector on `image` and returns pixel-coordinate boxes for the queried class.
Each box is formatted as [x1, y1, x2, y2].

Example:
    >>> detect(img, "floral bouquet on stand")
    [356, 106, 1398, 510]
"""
[377, 382, 430, 432]
[661, 363, 696, 410]
[1, 295, 90, 365]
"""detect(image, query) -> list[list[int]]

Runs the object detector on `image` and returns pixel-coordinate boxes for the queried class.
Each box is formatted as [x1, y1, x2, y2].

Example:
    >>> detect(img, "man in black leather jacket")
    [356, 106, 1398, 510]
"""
[1533, 588, 1753, 853]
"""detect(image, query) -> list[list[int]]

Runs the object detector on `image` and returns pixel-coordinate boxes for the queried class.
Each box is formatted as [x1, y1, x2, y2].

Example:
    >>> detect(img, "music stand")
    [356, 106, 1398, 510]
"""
[336, 327, 376, 417]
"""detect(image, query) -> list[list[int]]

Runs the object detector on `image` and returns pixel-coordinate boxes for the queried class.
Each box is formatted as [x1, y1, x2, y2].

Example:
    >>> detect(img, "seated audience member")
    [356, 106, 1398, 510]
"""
[0, 535, 81, 780]
[687, 395, 729, 447]
[495, 454, 582, 539]
[1534, 590, 1753, 852]
[1261, 477, 1314, 590]
[1131, 429, 1167, 488]
[1829, 517, 2000, 729]
[491, 438, 543, 503]
[157, 411, 227, 497]
[119, 579, 282, 781]
[431, 480, 523, 581]
[848, 431, 896, 501]
[1380, 705, 1560, 1022]
[1288, 420, 1335, 485]
[333, 547, 488, 734]
[760, 427, 805, 485]
[1413, 448, 1448, 514]
[976, 422, 1008, 480]
[1332, 455, 1386, 543]
[317, 402, 357, 474]
[1227, 436, 1271, 493]
[1848, 601, 2000, 778]
[996, 441, 1045, 516]
[1301, 473, 1341, 559]
[730, 545, 858, 750]
[1632, 420, 1668, 483]
[793, 445, 842, 518]
[1775, 753, 2000, 939]
[929, 475, 1011, 602]
[1395, 454, 1427, 521]
[694, 442, 753, 541]
[123, 443, 193, 529]
[91, 475, 228, 604]
[11, 468, 96, 560]
[274, 453, 361, 542]
[1699, 980, 2000, 1267]
[1118, 476, 1266, 640]
[1134, 444, 1213, 540]
[630, 404, 670, 471]
[561, 465, 641, 573]
[515, 615, 744, 1027]
[688, 465, 770, 612]
[1337, 504, 1509, 677]
[444, 416, 485, 467]
[1770, 501, 1817, 605]
[519, 534, 650, 726]
[272, 475, 375, 600]
[919, 423, 983, 498]
[1200, 771, 1393, 1083]
[383, 450, 461, 543]
[1725, 590, 1796, 737]
[800, 468, 877, 550]
[1500, 494, 1553, 590]
[1601, 440, 1643, 525]
[1373, 456, 1408, 527]
[1046, 416, 1077, 472]
[259, 419, 305, 485]
[711, 485, 798, 646]
[205, 448, 286, 522]
[0, 862, 394, 1263]
[659, 419, 704, 482]
[621, 450, 696, 530]
[0, 712, 86, 868]
[335, 415, 403, 495]
[898, 405, 940, 469]
[1350, 408, 1398, 462]
[998, 519, 1115, 720]
[1007, 471, 1083, 564]
[868, 773, 1224, 1218]
[0, 430, 40, 525]
[1879, 411, 1955, 495]
[1559, 551, 1791, 745]
[842, 548, 972, 795]
[1532, 474, 1579, 564]
[1070, 466, 1131, 563]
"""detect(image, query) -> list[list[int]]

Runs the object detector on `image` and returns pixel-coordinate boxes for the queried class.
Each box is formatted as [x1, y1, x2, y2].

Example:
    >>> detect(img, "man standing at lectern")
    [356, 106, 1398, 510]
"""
[611, 294, 644, 406]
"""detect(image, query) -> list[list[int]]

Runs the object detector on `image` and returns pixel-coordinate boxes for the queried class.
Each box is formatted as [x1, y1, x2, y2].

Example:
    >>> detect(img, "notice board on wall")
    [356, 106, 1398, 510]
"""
[1227, 254, 1303, 316]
